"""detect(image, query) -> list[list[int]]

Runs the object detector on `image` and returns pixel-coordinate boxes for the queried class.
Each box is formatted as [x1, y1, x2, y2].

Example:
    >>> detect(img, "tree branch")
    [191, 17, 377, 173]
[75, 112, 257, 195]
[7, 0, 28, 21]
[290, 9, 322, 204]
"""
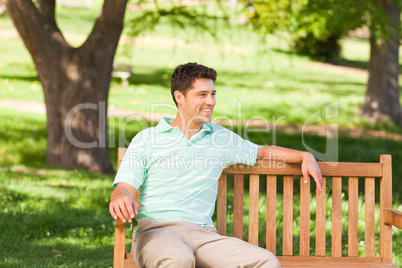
[4, 0, 68, 81]
[83, 0, 128, 51]
[4, 1, 51, 58]
[35, 0, 56, 25]
[36, 0, 67, 47]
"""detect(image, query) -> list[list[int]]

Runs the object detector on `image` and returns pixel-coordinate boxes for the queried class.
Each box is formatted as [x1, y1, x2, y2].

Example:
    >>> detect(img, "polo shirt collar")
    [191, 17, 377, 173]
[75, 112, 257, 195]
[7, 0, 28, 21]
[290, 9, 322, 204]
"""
[156, 116, 211, 133]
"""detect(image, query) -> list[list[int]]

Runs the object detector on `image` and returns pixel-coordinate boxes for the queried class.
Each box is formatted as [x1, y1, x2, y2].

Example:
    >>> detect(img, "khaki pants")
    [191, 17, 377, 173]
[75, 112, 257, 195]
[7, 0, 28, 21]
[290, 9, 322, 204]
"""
[132, 220, 281, 268]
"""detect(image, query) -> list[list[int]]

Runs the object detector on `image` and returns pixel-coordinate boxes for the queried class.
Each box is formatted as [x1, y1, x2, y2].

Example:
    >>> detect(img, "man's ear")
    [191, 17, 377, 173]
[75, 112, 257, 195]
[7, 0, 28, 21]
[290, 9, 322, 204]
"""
[174, 90, 184, 106]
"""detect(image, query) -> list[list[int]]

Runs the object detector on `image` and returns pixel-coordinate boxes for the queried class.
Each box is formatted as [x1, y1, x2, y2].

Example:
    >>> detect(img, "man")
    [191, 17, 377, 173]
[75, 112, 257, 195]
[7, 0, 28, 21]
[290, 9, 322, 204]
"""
[109, 62, 323, 268]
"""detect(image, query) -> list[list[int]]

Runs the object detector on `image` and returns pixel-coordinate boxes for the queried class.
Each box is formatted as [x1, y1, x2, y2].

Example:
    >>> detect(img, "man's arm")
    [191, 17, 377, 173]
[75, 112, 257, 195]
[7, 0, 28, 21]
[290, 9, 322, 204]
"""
[257, 145, 323, 194]
[109, 182, 139, 223]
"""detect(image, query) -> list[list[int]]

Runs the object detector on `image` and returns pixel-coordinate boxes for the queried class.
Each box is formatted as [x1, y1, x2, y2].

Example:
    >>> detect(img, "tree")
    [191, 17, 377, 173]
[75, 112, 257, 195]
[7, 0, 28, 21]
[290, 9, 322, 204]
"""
[362, 0, 401, 126]
[248, 0, 402, 127]
[3, 0, 223, 173]
[4, 0, 128, 173]
[247, 0, 365, 60]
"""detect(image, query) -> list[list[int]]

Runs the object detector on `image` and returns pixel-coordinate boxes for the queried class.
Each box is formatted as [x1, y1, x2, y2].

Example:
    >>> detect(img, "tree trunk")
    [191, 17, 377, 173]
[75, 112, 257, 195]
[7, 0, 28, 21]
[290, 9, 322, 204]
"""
[362, 0, 402, 127]
[4, 0, 128, 173]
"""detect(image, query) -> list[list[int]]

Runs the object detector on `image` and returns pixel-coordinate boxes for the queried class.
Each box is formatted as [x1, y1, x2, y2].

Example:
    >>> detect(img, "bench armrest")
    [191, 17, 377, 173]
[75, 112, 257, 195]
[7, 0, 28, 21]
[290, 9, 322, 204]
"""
[114, 219, 127, 268]
[384, 208, 402, 229]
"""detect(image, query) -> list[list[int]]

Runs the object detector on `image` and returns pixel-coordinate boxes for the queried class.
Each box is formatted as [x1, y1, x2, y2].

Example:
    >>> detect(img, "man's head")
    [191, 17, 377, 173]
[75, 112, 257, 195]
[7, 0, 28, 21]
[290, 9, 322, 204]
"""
[171, 62, 217, 107]
[171, 63, 218, 125]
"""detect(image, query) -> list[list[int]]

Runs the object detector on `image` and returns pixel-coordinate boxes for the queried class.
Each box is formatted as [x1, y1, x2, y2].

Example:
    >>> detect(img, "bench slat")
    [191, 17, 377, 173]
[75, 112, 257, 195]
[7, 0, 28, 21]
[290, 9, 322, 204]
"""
[332, 176, 342, 257]
[124, 255, 393, 268]
[316, 176, 326, 257]
[233, 174, 244, 239]
[249, 174, 259, 246]
[266, 175, 277, 254]
[217, 173, 227, 236]
[117, 147, 127, 169]
[348, 177, 359, 257]
[280, 263, 395, 268]
[114, 219, 127, 268]
[283, 175, 294, 256]
[224, 161, 383, 177]
[116, 149, 398, 267]
[300, 177, 310, 257]
[365, 177, 375, 257]
[278, 256, 383, 263]
[380, 155, 393, 263]
[125, 253, 139, 267]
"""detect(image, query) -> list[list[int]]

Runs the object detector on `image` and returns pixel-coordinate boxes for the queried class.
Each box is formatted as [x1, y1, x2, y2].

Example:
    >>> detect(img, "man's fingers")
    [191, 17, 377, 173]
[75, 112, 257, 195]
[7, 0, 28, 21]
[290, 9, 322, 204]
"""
[311, 171, 323, 194]
[302, 170, 309, 184]
[116, 201, 131, 223]
[109, 202, 118, 220]
[110, 200, 134, 223]
[123, 199, 135, 220]
[114, 207, 126, 222]
[132, 200, 139, 215]
[314, 174, 323, 191]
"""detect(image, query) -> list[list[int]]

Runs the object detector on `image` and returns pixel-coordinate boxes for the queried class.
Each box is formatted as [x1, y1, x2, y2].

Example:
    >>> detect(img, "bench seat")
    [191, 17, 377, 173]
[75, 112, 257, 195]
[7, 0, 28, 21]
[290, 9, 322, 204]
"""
[113, 148, 401, 268]
[121, 254, 398, 268]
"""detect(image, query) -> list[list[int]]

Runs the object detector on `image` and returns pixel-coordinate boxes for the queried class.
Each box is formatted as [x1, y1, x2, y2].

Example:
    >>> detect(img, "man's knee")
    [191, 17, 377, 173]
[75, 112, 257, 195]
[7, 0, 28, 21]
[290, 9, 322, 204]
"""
[267, 257, 281, 268]
[154, 252, 195, 268]
[249, 248, 280, 268]
[260, 254, 281, 268]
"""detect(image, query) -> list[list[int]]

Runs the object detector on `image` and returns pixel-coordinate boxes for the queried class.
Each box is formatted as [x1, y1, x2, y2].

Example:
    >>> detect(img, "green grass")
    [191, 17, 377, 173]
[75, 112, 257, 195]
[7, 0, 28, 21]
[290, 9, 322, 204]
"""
[1, 3, 402, 131]
[221, 176, 401, 262]
[0, 109, 401, 267]
[0, 1, 402, 267]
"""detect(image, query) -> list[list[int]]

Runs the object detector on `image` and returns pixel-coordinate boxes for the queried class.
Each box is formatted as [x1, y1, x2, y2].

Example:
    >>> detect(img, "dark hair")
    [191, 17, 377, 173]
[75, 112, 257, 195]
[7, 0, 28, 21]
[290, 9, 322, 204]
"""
[170, 62, 217, 106]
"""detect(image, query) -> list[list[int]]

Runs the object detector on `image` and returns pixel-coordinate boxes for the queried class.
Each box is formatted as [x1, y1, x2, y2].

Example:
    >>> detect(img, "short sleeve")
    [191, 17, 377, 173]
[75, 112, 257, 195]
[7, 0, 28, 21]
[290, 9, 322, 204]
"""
[112, 135, 147, 189]
[226, 131, 259, 166]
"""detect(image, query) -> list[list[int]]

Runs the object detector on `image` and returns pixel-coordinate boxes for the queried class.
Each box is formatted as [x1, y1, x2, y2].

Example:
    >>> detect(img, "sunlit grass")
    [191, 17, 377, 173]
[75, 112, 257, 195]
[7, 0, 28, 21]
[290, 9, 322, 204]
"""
[1, 3, 401, 131]
[0, 108, 401, 267]
[0, 2, 401, 267]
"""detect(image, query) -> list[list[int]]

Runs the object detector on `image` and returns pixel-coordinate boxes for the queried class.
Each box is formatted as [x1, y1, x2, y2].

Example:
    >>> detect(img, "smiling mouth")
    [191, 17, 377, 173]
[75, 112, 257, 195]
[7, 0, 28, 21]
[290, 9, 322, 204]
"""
[201, 108, 212, 113]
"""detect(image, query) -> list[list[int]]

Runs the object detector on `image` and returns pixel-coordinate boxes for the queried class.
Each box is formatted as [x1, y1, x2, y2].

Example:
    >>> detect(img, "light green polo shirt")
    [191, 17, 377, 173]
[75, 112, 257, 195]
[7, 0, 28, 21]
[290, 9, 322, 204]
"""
[113, 117, 259, 227]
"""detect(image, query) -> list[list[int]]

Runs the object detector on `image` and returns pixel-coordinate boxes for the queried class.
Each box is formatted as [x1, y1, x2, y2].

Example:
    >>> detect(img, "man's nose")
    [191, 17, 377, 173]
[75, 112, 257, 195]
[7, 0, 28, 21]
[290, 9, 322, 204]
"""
[206, 94, 215, 105]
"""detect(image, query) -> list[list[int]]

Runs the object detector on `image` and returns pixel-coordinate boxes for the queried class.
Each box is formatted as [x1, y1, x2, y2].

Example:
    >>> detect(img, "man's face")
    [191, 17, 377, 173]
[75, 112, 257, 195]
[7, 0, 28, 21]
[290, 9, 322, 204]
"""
[176, 78, 216, 125]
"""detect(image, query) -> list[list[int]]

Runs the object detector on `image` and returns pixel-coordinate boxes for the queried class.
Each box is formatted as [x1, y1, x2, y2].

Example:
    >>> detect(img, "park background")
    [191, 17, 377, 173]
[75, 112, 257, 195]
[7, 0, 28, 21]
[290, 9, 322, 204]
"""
[0, 0, 401, 267]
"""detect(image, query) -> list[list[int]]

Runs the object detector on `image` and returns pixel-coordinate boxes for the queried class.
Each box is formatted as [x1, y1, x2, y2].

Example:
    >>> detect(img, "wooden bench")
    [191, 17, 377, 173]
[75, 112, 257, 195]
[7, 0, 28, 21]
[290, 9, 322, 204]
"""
[113, 147, 402, 267]
[112, 64, 133, 87]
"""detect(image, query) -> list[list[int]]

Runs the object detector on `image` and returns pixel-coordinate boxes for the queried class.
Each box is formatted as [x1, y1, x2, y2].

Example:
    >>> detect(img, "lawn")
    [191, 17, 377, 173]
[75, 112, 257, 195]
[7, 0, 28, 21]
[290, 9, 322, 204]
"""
[1, 2, 402, 130]
[0, 1, 401, 267]
[1, 109, 401, 267]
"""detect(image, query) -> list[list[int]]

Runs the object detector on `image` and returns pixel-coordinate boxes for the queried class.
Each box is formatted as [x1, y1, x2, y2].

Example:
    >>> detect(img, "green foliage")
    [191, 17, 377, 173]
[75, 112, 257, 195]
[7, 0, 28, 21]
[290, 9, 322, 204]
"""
[247, 0, 401, 60]
[293, 33, 341, 61]
[0, 3, 401, 265]
[124, 0, 227, 38]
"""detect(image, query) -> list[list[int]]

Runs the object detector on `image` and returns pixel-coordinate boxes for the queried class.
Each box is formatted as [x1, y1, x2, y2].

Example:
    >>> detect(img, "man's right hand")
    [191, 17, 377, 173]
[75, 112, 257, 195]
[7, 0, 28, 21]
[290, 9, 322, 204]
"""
[109, 182, 138, 223]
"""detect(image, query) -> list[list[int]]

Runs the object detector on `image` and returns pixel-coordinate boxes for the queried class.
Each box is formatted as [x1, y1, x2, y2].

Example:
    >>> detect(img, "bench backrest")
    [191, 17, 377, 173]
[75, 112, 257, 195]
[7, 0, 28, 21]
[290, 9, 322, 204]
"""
[117, 148, 393, 263]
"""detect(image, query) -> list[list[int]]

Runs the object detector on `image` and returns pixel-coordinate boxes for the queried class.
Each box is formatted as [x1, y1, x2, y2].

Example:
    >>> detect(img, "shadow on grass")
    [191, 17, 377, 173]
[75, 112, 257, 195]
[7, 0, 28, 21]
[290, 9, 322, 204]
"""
[1, 242, 114, 268]
[0, 73, 38, 82]
[129, 67, 171, 88]
[329, 57, 368, 70]
[214, 68, 365, 97]
[272, 47, 402, 76]
[0, 113, 47, 167]
[0, 191, 116, 267]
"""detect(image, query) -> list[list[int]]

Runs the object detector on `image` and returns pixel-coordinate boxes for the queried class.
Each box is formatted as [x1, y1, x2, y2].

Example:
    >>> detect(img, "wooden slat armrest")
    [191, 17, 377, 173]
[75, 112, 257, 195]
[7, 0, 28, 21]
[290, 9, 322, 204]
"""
[114, 219, 127, 268]
[384, 208, 402, 229]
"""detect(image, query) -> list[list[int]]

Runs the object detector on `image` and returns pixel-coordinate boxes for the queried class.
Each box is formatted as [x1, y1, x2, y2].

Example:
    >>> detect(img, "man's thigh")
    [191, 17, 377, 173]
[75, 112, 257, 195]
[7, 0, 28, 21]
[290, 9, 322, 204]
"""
[132, 221, 195, 268]
[195, 234, 280, 268]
